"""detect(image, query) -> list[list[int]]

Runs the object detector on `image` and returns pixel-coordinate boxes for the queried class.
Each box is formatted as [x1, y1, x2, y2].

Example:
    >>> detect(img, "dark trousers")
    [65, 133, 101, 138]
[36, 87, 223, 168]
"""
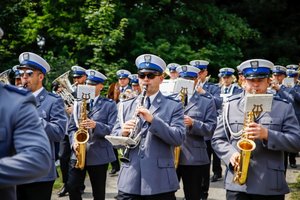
[59, 135, 71, 184]
[206, 140, 222, 176]
[17, 180, 55, 200]
[68, 159, 108, 200]
[110, 148, 120, 170]
[117, 190, 176, 200]
[284, 151, 297, 174]
[226, 190, 284, 200]
[177, 165, 210, 200]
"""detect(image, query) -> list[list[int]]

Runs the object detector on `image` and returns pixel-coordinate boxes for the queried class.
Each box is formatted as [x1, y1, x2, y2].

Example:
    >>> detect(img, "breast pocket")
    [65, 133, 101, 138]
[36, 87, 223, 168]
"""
[228, 117, 243, 133]
[260, 117, 282, 131]
[0, 127, 7, 142]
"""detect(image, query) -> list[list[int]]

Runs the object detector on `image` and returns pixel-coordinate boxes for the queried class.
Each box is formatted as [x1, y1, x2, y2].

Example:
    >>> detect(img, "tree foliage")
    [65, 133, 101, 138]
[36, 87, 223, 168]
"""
[1, 0, 299, 90]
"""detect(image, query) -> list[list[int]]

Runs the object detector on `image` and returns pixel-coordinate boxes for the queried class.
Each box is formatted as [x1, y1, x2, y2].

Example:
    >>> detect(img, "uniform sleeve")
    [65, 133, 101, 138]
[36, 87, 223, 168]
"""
[211, 110, 239, 168]
[43, 97, 67, 142]
[0, 95, 51, 188]
[93, 101, 118, 138]
[266, 103, 300, 152]
[149, 101, 185, 146]
[189, 98, 217, 137]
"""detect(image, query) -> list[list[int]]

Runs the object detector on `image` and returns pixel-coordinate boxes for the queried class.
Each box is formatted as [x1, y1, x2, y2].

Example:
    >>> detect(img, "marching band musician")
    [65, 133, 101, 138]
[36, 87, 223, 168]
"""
[16, 52, 67, 200]
[166, 63, 180, 80]
[0, 82, 52, 200]
[268, 65, 287, 95]
[175, 65, 217, 200]
[189, 60, 222, 193]
[129, 74, 141, 95]
[71, 65, 87, 98]
[68, 69, 117, 200]
[281, 68, 300, 170]
[117, 69, 132, 95]
[111, 54, 185, 200]
[211, 59, 300, 200]
[56, 65, 88, 197]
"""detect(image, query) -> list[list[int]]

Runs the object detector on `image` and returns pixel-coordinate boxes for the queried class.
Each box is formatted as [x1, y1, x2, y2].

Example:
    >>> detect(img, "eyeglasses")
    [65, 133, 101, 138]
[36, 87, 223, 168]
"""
[138, 73, 160, 79]
[19, 69, 34, 77]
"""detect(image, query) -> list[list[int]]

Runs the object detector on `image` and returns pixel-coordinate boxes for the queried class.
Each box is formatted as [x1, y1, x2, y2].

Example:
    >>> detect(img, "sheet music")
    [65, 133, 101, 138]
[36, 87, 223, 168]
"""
[77, 85, 96, 100]
[244, 94, 273, 112]
[105, 135, 136, 146]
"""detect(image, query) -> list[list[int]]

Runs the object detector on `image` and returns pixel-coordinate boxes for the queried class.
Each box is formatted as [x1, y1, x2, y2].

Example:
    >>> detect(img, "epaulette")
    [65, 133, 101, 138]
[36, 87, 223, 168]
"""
[227, 93, 242, 102]
[199, 93, 212, 99]
[273, 96, 289, 104]
[48, 92, 61, 98]
[166, 95, 180, 102]
[101, 97, 114, 102]
[4, 84, 30, 95]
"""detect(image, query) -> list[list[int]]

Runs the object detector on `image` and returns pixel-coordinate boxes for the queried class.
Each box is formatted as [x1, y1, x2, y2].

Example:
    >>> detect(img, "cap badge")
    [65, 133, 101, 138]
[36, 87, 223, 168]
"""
[23, 53, 30, 61]
[90, 71, 95, 78]
[250, 61, 259, 72]
[195, 61, 200, 66]
[182, 65, 187, 72]
[144, 55, 151, 67]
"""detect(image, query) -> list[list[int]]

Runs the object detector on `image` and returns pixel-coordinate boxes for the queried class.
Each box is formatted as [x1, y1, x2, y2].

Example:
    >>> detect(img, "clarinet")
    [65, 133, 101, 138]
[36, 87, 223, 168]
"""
[120, 85, 148, 163]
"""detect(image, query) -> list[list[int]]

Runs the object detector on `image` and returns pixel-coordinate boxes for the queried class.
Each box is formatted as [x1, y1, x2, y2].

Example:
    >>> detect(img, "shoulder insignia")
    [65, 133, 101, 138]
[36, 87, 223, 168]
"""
[101, 97, 114, 102]
[48, 92, 60, 98]
[228, 93, 242, 102]
[4, 84, 30, 95]
[273, 96, 289, 104]
[166, 95, 180, 102]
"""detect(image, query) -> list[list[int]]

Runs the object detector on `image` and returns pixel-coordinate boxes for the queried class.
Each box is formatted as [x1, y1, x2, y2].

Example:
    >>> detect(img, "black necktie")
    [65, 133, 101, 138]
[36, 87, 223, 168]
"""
[121, 87, 124, 93]
[145, 97, 151, 109]
[224, 87, 229, 94]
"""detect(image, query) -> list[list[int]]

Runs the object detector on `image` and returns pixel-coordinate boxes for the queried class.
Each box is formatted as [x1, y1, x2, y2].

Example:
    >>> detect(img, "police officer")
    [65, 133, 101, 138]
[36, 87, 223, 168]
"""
[281, 68, 300, 170]
[68, 69, 117, 200]
[129, 74, 141, 95]
[0, 83, 52, 200]
[269, 65, 288, 95]
[16, 52, 67, 200]
[212, 59, 300, 200]
[166, 63, 180, 80]
[190, 60, 222, 193]
[117, 69, 132, 94]
[175, 65, 217, 200]
[57, 65, 87, 197]
[112, 54, 186, 200]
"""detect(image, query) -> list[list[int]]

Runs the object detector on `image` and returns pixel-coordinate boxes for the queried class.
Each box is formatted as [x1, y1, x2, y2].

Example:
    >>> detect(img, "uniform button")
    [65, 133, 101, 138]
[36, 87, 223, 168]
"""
[141, 155, 144, 159]
[142, 134, 146, 138]
[141, 145, 144, 148]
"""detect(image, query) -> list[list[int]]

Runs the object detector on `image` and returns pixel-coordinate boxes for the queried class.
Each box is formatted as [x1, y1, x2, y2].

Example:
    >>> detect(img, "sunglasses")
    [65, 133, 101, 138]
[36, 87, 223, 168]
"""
[19, 69, 34, 77]
[138, 73, 160, 79]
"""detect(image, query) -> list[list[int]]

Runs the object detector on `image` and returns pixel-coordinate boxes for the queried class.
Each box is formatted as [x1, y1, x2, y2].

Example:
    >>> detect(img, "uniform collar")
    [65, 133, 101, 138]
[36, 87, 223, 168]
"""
[33, 87, 44, 97]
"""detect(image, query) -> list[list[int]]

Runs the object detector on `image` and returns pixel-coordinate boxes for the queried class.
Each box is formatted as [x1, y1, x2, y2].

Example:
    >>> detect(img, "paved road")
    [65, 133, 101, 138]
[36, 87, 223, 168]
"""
[52, 157, 300, 200]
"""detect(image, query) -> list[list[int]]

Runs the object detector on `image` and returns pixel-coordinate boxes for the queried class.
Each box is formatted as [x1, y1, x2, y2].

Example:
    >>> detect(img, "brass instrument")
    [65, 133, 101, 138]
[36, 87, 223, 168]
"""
[52, 71, 75, 106]
[120, 85, 148, 163]
[0, 69, 10, 84]
[74, 93, 90, 170]
[233, 104, 262, 185]
[119, 88, 136, 101]
[174, 87, 188, 168]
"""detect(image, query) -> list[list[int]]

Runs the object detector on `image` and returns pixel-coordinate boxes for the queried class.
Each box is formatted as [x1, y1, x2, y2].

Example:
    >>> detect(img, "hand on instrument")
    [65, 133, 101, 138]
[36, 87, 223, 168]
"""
[230, 152, 240, 169]
[137, 106, 153, 123]
[245, 122, 268, 140]
[121, 119, 136, 137]
[184, 115, 194, 127]
[81, 119, 96, 129]
[73, 142, 79, 153]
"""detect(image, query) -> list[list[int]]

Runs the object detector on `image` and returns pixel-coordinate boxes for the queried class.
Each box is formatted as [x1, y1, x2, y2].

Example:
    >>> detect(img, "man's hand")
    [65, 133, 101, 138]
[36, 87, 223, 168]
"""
[245, 122, 268, 140]
[121, 119, 136, 137]
[137, 106, 153, 123]
[81, 118, 96, 129]
[230, 152, 240, 169]
[184, 115, 194, 127]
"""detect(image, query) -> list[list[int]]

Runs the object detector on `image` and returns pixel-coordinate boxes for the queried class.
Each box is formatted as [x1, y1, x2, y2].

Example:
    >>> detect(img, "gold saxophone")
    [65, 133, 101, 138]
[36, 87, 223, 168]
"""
[74, 94, 90, 170]
[233, 104, 262, 185]
[174, 87, 188, 168]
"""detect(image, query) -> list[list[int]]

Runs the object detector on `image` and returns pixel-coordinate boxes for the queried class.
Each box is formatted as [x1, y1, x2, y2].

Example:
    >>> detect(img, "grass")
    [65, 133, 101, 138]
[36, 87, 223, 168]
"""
[289, 175, 300, 200]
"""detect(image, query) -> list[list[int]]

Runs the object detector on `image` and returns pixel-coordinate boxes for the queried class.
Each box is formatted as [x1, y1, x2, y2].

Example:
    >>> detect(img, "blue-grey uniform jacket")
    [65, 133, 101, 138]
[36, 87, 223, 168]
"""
[280, 84, 300, 123]
[111, 91, 185, 195]
[0, 84, 51, 200]
[211, 92, 300, 195]
[69, 96, 117, 165]
[179, 92, 217, 166]
[35, 88, 67, 182]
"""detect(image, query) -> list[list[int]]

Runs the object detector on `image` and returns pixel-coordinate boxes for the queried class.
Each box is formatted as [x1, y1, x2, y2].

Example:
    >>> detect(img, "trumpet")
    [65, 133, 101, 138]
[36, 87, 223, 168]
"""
[120, 85, 148, 163]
